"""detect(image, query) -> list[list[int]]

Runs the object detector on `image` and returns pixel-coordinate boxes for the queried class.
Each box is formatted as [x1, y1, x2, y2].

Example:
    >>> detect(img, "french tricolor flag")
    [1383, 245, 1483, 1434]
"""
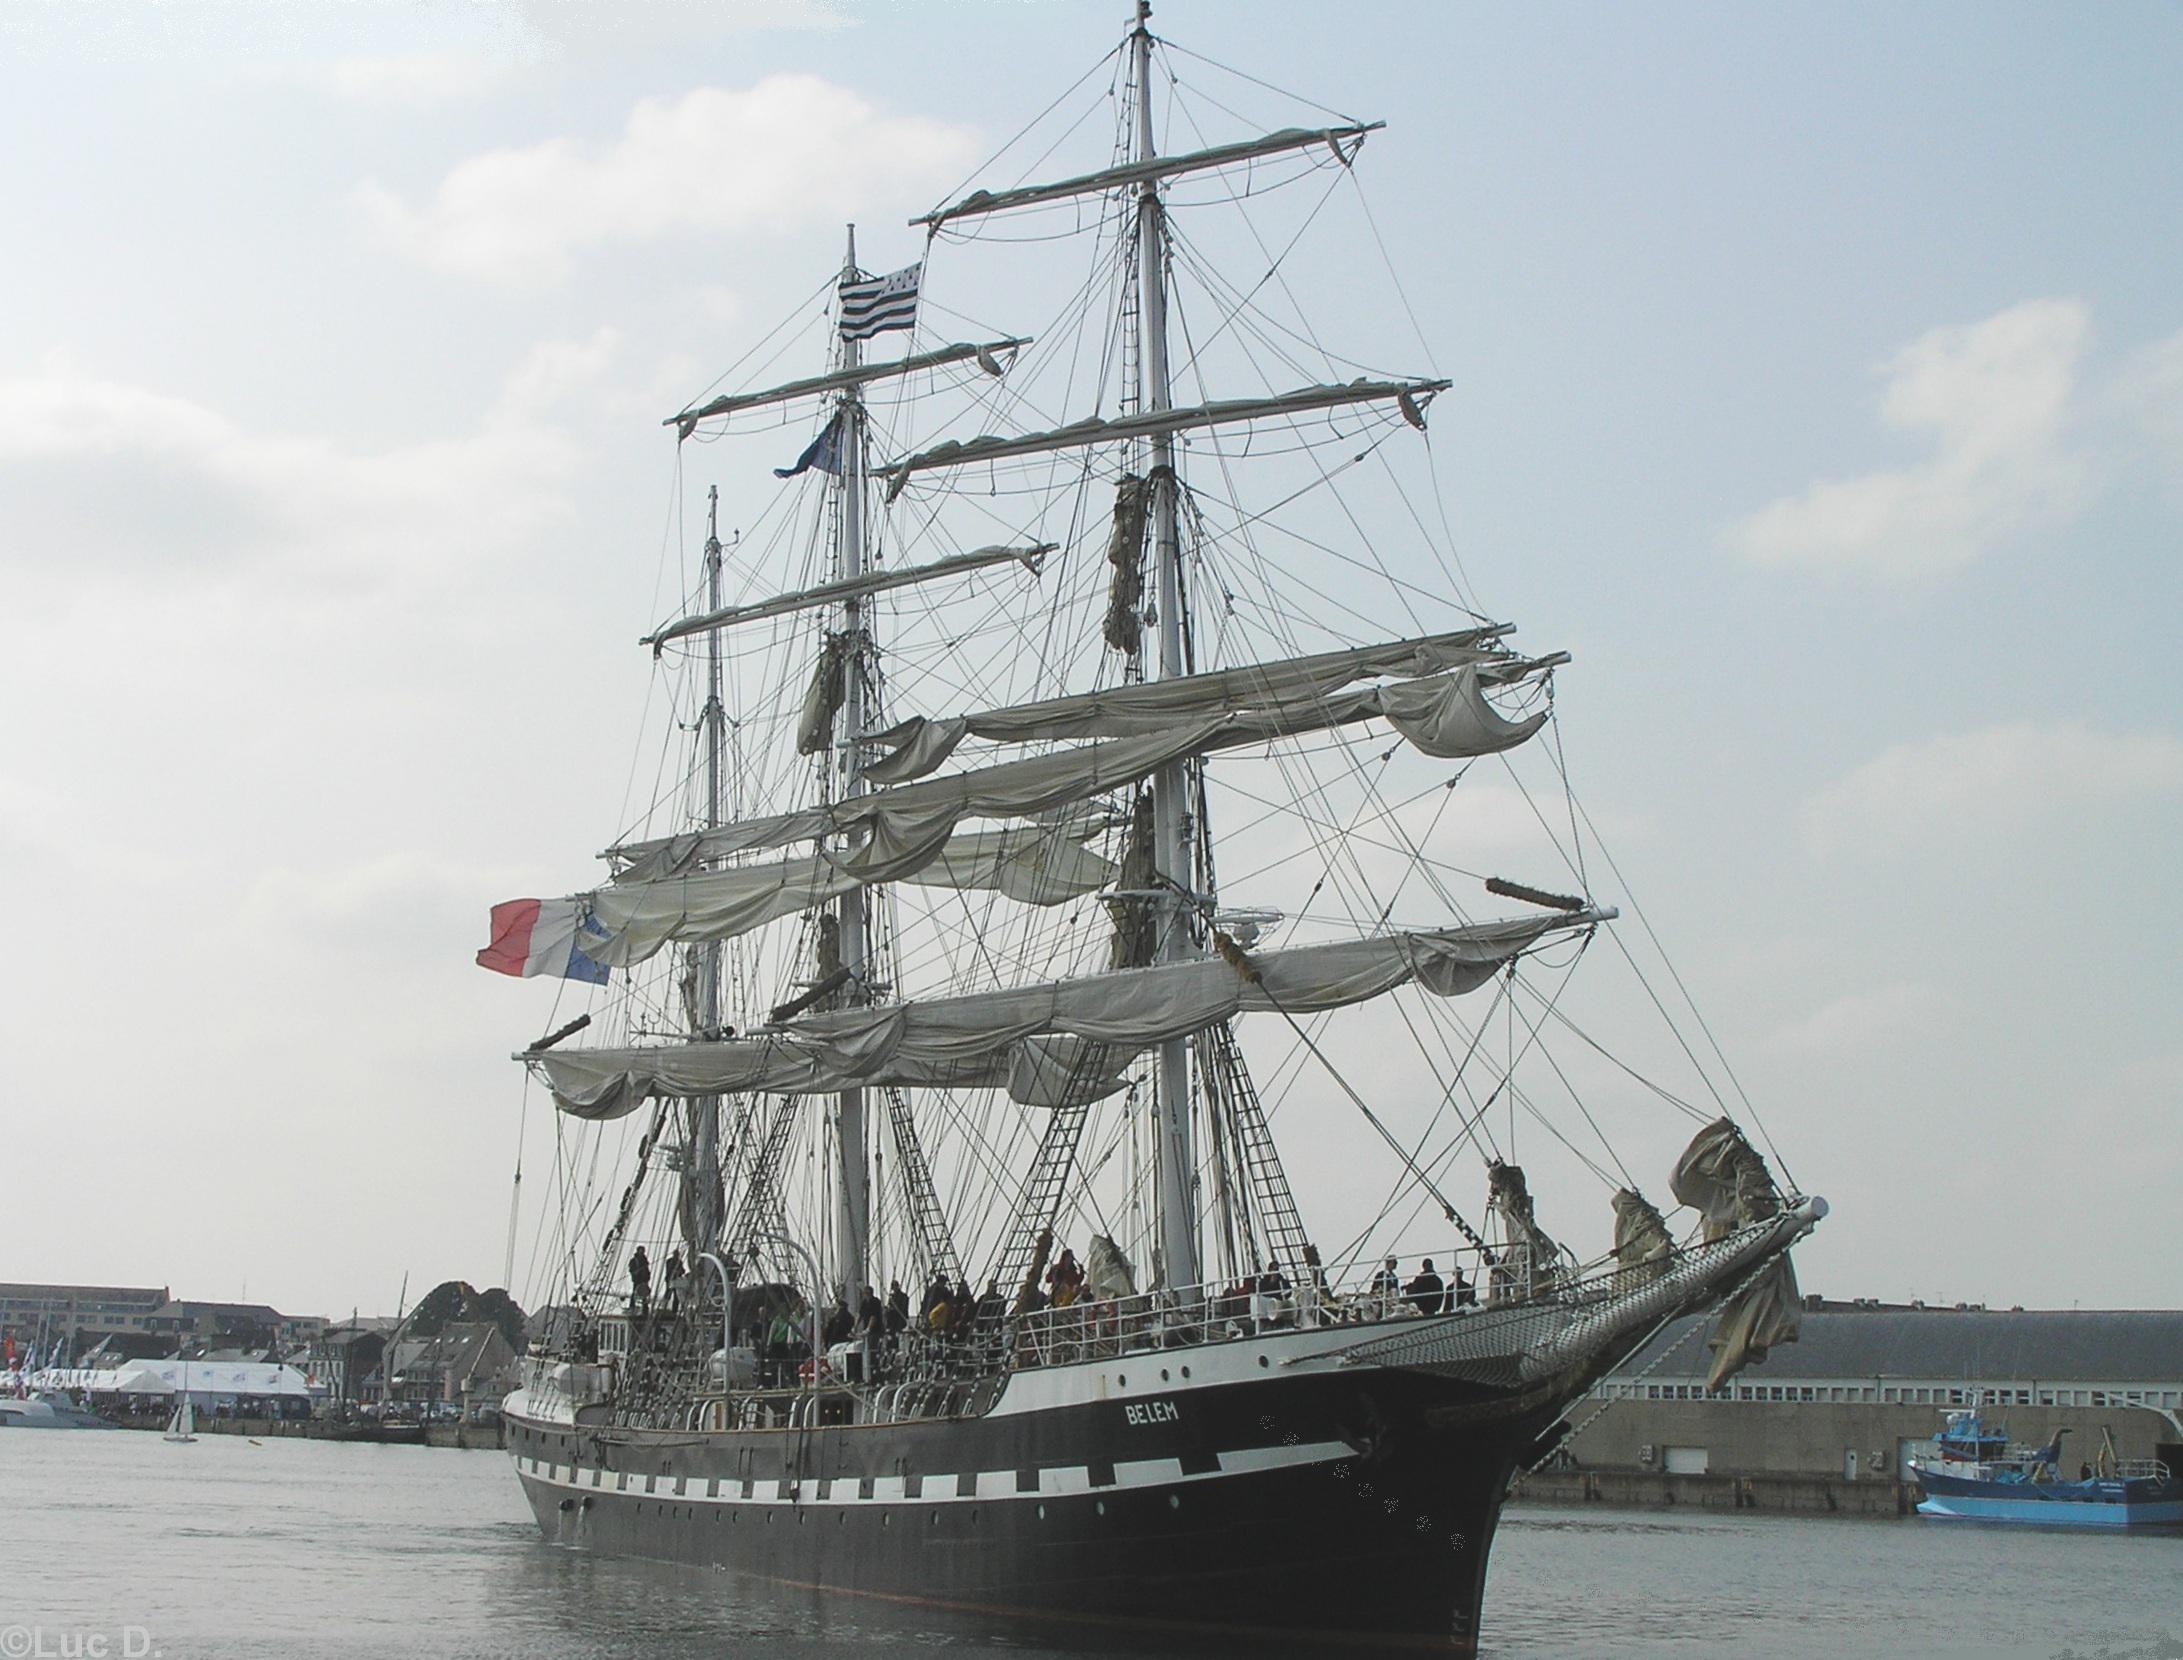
[476, 897, 611, 985]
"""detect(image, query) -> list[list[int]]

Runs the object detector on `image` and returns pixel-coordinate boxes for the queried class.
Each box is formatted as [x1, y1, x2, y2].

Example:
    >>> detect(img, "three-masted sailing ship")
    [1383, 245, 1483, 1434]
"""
[482, 8, 1824, 1649]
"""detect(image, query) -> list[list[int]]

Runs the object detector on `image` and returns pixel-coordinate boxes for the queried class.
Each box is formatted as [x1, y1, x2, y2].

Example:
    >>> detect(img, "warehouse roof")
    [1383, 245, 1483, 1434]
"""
[1615, 1302, 2183, 1384]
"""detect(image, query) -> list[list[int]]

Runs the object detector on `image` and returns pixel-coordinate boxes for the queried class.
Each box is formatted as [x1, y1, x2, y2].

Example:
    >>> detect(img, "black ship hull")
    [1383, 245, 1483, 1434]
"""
[508, 1340, 1560, 1652]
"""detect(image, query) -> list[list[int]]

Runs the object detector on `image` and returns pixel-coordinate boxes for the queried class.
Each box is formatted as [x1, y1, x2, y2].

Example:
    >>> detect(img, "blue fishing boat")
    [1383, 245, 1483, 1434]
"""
[1911, 1406, 2183, 1529]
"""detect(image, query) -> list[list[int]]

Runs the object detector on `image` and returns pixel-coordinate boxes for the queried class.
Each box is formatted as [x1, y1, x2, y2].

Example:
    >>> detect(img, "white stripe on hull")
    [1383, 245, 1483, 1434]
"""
[514, 1437, 1352, 1507]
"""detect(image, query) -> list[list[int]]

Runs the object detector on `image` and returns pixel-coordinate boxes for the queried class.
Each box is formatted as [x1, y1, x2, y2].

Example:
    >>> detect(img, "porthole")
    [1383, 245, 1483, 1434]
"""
[1169, 1494, 1181, 1510]
[1181, 1366, 1191, 1379]
[930, 1511, 941, 1526]
[1160, 1369, 1170, 1382]
[1258, 1355, 1269, 1368]
[1095, 1500, 1106, 1517]
[882, 1513, 891, 1528]
[837, 1512, 846, 1527]
[1117, 1374, 1126, 1387]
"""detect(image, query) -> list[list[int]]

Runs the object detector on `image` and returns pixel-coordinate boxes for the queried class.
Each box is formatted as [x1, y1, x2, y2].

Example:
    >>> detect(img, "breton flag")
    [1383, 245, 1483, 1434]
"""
[838, 261, 922, 341]
[476, 897, 611, 985]
[774, 410, 845, 478]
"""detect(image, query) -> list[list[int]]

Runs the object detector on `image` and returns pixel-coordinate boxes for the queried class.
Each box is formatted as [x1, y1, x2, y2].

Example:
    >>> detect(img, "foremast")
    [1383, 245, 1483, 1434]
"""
[1131, 0, 1202, 1293]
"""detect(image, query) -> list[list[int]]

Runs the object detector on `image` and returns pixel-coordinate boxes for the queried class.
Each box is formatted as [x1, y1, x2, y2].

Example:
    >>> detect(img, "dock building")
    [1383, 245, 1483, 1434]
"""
[1543, 1299, 2183, 1499]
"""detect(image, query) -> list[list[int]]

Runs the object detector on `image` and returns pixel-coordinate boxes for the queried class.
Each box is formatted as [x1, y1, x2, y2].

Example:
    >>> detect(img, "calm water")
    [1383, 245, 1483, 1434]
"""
[1, 1433, 2178, 1659]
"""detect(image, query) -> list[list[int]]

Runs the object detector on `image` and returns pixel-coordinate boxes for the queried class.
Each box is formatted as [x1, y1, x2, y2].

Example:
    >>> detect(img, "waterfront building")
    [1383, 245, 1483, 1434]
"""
[313, 1318, 400, 1406]
[0, 1283, 325, 1355]
[1, 1282, 170, 1346]
[384, 1322, 519, 1413]
[1569, 1299, 2183, 1481]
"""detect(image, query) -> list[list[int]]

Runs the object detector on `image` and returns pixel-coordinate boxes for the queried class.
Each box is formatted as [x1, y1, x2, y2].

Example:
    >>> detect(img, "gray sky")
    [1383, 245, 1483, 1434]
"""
[4, 1, 2178, 1320]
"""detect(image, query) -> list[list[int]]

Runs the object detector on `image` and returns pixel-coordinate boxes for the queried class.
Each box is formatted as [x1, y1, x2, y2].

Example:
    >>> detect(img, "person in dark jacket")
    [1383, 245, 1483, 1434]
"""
[1404, 1259, 1445, 1315]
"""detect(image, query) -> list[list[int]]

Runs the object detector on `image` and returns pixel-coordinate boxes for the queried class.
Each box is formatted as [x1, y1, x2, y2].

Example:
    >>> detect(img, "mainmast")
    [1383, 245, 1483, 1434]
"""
[685, 487, 727, 1259]
[833, 226, 873, 1304]
[1133, 2, 1201, 1292]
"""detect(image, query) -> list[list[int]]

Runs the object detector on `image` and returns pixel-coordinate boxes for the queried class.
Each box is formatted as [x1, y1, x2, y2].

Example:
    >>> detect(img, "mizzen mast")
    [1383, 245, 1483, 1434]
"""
[1132, 0, 1200, 1293]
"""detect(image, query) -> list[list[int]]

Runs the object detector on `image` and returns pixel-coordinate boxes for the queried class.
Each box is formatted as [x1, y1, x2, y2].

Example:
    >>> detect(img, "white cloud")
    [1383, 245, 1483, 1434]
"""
[1802, 720, 2183, 855]
[2112, 326, 2183, 484]
[497, 326, 622, 415]
[0, 343, 601, 589]
[1727, 298, 2091, 582]
[358, 75, 978, 283]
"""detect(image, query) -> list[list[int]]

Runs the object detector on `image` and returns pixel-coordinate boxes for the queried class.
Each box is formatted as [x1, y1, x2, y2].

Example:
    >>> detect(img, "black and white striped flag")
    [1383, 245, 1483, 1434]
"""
[838, 261, 922, 341]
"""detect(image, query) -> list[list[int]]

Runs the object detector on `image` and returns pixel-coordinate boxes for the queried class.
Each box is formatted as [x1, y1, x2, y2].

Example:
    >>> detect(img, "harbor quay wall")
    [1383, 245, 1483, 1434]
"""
[1511, 1468, 1914, 1517]
[1530, 1399, 2174, 1485]
[110, 1411, 506, 1449]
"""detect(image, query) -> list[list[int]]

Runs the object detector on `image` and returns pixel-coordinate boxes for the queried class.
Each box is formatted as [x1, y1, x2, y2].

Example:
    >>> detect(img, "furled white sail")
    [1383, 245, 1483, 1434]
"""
[863, 627, 1525, 784]
[610, 667, 1547, 883]
[915, 125, 1380, 231]
[877, 380, 1448, 500]
[574, 825, 1115, 969]
[536, 912, 1598, 1119]
[667, 337, 1029, 434]
[645, 544, 1051, 651]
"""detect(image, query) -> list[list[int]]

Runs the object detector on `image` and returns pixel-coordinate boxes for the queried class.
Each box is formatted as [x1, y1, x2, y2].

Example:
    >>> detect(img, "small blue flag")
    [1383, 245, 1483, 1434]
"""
[775, 413, 844, 479]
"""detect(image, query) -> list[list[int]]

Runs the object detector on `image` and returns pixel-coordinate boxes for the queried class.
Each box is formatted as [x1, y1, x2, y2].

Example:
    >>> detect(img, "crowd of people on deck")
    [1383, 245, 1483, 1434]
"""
[624, 1233, 1494, 1385]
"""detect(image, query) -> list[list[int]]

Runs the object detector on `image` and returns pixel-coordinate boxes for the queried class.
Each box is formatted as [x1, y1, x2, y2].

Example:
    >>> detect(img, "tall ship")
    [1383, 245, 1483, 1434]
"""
[482, 7, 1824, 1649]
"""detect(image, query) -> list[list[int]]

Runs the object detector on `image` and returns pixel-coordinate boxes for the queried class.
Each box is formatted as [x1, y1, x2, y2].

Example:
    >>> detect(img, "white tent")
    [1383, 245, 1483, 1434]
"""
[38, 1361, 314, 1401]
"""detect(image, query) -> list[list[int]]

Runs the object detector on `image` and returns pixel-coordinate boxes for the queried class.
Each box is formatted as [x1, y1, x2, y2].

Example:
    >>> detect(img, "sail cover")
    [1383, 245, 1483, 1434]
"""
[569, 824, 1115, 969]
[536, 911, 1595, 1120]
[611, 665, 1548, 883]
[863, 627, 1529, 785]
[1671, 1117, 1804, 1391]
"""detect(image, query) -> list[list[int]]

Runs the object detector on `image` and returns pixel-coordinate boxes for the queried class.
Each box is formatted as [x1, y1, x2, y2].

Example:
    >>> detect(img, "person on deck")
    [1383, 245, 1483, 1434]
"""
[1047, 1249, 1085, 1308]
[629, 1246, 652, 1317]
[885, 1281, 910, 1336]
[1370, 1257, 1401, 1312]
[1404, 1259, 1445, 1315]
[765, 1305, 802, 1387]
[822, 1298, 854, 1349]
[661, 1250, 685, 1318]
[1452, 1263, 1476, 1308]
